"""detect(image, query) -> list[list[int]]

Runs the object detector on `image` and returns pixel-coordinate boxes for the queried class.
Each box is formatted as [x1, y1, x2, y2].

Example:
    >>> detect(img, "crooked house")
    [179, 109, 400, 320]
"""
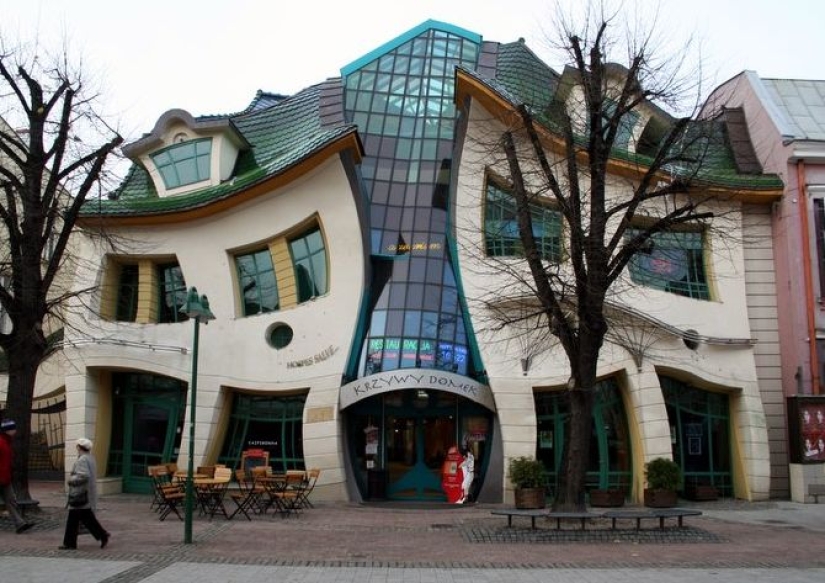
[61, 20, 785, 503]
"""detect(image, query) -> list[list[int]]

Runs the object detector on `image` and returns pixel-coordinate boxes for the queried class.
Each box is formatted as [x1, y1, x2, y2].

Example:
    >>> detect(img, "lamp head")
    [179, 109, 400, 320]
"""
[180, 287, 216, 322]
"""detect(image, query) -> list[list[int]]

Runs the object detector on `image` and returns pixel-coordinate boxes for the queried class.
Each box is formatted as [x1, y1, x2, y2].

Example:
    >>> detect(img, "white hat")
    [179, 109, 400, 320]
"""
[76, 438, 93, 451]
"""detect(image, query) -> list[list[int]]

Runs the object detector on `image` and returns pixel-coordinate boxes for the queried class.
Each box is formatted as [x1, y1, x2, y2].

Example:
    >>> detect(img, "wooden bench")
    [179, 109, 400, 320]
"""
[603, 508, 702, 530]
[809, 483, 825, 503]
[546, 511, 602, 530]
[490, 508, 547, 529]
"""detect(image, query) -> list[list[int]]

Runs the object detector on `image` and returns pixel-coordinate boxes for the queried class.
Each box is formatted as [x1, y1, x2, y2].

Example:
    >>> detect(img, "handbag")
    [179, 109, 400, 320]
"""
[67, 489, 88, 508]
[67, 473, 89, 508]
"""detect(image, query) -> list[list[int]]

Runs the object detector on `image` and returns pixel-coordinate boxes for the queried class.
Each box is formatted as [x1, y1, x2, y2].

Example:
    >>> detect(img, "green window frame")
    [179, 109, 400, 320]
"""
[660, 375, 732, 497]
[484, 182, 562, 261]
[157, 263, 189, 323]
[535, 378, 631, 493]
[217, 393, 306, 472]
[116, 264, 139, 322]
[289, 227, 328, 303]
[627, 229, 710, 300]
[151, 138, 212, 190]
[235, 248, 279, 316]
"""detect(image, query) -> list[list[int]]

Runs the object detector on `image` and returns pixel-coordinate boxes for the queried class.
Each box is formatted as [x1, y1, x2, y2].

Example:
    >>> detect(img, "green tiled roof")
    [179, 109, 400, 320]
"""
[92, 22, 781, 217]
[467, 53, 783, 191]
[494, 41, 559, 112]
[83, 83, 357, 217]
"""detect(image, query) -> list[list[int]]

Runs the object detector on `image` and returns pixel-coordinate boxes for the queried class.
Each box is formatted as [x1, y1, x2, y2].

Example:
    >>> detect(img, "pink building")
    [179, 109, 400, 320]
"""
[704, 71, 825, 499]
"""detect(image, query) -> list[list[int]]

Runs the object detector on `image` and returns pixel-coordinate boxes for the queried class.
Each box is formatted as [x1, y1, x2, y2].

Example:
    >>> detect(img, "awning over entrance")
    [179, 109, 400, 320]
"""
[339, 369, 496, 412]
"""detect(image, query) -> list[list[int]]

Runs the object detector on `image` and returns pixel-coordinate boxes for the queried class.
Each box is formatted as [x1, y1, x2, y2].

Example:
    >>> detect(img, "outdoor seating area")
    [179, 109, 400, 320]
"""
[148, 461, 320, 523]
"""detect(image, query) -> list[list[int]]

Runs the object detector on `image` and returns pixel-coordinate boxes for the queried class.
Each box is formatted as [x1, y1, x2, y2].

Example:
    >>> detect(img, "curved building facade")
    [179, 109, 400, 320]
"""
[52, 20, 784, 504]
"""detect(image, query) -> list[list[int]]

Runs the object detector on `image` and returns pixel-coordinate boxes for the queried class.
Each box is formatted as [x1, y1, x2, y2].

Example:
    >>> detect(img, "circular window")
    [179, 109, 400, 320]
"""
[268, 323, 294, 349]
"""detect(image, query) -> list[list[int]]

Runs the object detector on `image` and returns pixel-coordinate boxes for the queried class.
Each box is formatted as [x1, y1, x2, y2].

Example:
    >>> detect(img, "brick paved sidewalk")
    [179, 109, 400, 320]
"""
[2, 481, 825, 570]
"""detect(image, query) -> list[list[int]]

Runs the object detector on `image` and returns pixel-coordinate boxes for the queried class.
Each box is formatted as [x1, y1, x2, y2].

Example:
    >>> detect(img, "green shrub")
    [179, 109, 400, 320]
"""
[645, 457, 680, 490]
[507, 456, 546, 489]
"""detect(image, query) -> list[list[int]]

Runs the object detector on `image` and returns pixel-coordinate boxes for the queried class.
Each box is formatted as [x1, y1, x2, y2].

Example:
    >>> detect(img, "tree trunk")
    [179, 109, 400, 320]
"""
[553, 387, 595, 511]
[4, 339, 47, 503]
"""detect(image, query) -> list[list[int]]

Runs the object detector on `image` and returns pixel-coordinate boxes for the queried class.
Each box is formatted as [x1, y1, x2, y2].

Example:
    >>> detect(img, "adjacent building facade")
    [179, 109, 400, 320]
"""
[704, 72, 825, 499]
[21, 21, 787, 503]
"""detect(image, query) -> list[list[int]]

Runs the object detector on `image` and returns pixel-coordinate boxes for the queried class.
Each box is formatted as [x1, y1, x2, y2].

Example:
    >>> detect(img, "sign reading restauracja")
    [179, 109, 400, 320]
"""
[339, 369, 496, 411]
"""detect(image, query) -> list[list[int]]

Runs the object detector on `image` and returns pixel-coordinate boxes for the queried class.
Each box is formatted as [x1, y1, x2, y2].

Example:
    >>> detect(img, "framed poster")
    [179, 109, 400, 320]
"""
[787, 396, 825, 463]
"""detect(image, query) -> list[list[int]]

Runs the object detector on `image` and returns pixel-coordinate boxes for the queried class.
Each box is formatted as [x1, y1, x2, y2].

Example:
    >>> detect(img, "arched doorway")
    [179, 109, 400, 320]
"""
[346, 389, 493, 501]
[660, 375, 733, 497]
[534, 377, 632, 496]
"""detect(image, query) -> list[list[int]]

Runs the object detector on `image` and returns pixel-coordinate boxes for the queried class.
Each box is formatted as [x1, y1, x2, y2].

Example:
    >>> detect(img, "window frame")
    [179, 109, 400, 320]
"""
[627, 227, 710, 300]
[157, 263, 189, 324]
[115, 263, 140, 322]
[288, 227, 328, 303]
[150, 137, 212, 190]
[235, 248, 279, 317]
[484, 181, 562, 262]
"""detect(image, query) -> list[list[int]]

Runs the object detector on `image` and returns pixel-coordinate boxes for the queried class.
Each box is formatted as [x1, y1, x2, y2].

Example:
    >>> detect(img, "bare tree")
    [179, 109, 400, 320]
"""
[463, 4, 736, 510]
[0, 41, 122, 501]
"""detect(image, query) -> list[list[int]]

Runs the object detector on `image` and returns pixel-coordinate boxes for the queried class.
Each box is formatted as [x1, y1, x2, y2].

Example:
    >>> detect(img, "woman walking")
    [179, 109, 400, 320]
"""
[59, 438, 110, 550]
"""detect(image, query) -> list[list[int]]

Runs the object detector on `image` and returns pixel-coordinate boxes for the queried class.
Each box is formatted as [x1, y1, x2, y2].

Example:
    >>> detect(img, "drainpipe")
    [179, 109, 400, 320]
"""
[797, 160, 821, 394]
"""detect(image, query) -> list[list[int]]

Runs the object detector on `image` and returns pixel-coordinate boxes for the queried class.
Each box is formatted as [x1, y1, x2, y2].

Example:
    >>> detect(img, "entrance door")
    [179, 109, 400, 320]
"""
[122, 400, 181, 492]
[109, 373, 186, 494]
[385, 415, 455, 500]
[347, 389, 493, 502]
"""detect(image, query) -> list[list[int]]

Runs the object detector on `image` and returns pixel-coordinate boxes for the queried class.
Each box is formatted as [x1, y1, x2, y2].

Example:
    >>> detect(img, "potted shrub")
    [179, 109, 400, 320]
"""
[684, 478, 719, 501]
[644, 457, 680, 508]
[588, 487, 626, 507]
[508, 456, 547, 509]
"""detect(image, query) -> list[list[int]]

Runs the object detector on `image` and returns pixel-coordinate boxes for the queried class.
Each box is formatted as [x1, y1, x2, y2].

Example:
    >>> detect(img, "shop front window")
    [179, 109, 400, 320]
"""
[218, 393, 306, 472]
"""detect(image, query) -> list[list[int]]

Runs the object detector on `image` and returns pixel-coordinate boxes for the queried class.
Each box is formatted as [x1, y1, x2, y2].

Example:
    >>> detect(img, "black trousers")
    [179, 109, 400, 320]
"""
[63, 508, 107, 547]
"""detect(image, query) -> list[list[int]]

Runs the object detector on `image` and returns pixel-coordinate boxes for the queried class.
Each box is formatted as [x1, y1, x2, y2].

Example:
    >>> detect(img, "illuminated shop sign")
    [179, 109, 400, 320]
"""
[384, 241, 442, 254]
[339, 368, 495, 411]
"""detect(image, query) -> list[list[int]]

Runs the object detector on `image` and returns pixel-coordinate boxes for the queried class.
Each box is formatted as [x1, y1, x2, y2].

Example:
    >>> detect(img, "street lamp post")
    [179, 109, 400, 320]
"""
[180, 287, 215, 544]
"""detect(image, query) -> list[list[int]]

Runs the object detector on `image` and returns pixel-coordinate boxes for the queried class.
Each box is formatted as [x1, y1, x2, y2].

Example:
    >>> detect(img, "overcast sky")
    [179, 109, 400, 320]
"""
[2, 0, 824, 142]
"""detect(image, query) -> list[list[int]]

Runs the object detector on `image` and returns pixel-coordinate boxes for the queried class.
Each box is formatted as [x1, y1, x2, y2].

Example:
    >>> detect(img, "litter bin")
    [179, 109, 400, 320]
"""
[367, 469, 388, 499]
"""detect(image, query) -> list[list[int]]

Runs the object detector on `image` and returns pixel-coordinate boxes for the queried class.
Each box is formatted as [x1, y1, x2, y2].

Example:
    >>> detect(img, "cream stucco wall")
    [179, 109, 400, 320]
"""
[453, 99, 772, 501]
[62, 155, 368, 500]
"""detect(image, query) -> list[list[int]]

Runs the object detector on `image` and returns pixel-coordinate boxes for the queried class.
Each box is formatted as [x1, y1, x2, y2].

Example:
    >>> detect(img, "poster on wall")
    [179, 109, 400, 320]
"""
[787, 395, 825, 463]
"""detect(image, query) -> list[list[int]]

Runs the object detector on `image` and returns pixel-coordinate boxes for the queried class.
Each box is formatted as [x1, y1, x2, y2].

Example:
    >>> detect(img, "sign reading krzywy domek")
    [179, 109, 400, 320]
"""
[339, 369, 495, 411]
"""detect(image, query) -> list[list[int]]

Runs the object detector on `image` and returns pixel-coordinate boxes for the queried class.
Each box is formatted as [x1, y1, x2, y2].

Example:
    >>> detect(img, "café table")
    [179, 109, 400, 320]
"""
[194, 477, 231, 519]
[173, 471, 207, 483]
[258, 472, 306, 518]
[255, 474, 289, 515]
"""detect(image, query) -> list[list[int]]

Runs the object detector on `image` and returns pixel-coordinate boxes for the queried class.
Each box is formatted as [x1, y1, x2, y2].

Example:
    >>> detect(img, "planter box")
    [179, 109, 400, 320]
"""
[589, 489, 626, 507]
[684, 484, 718, 501]
[644, 488, 678, 508]
[514, 487, 546, 509]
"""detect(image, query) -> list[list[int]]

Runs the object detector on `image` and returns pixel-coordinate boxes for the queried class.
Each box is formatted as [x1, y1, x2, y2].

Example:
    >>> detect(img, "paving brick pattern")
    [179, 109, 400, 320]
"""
[2, 481, 825, 582]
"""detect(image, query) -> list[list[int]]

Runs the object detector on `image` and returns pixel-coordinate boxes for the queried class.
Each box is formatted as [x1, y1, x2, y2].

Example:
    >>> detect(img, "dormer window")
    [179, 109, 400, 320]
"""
[151, 138, 213, 190]
[121, 109, 250, 198]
